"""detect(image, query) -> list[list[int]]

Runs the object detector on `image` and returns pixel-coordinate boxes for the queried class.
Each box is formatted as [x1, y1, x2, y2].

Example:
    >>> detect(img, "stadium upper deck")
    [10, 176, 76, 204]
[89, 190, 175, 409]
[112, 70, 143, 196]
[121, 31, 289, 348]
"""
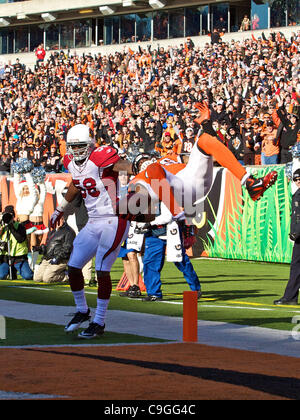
[0, 0, 298, 68]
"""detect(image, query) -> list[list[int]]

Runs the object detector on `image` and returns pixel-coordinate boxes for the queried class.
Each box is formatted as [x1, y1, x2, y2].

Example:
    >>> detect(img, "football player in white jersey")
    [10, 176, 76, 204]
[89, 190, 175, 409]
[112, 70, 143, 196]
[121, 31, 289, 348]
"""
[50, 124, 139, 339]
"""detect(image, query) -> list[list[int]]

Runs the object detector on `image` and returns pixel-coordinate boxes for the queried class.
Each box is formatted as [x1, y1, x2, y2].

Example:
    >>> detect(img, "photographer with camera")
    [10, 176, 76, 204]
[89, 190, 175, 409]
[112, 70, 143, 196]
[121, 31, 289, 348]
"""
[0, 205, 33, 280]
[34, 215, 76, 284]
[274, 169, 300, 305]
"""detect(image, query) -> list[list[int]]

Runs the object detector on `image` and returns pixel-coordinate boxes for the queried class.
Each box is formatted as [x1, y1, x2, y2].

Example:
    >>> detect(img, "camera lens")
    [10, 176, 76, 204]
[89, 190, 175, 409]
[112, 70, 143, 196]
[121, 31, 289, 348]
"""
[2, 212, 13, 224]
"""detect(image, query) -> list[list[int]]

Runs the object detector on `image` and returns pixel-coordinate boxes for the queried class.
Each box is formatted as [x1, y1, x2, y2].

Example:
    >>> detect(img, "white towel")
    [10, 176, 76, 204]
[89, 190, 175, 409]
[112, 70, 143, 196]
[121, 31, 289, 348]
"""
[126, 221, 144, 252]
[166, 221, 183, 263]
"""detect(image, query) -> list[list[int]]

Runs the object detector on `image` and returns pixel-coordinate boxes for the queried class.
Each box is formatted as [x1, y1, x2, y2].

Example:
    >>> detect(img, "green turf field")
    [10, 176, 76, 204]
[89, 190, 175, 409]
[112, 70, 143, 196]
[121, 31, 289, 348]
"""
[0, 318, 167, 347]
[0, 257, 299, 347]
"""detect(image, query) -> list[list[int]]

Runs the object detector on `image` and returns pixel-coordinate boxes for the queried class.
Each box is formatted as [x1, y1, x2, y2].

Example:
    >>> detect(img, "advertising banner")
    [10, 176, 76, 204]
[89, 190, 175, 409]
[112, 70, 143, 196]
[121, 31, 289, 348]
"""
[193, 165, 293, 263]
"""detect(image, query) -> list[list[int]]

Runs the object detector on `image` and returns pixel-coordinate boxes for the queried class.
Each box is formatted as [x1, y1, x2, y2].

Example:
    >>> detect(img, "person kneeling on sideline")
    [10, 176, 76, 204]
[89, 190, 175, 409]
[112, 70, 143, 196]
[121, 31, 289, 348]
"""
[34, 216, 76, 284]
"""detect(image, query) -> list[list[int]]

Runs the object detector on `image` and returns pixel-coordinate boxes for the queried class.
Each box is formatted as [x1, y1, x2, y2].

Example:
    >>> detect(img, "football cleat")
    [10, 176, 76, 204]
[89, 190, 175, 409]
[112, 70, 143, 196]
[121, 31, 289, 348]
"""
[78, 322, 105, 339]
[142, 295, 163, 302]
[245, 171, 278, 202]
[119, 286, 133, 297]
[64, 309, 91, 333]
[128, 284, 141, 298]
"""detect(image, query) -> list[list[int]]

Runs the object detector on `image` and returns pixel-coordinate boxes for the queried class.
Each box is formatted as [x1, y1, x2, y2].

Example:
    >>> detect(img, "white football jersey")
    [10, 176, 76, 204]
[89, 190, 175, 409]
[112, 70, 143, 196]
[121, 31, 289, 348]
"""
[64, 146, 120, 219]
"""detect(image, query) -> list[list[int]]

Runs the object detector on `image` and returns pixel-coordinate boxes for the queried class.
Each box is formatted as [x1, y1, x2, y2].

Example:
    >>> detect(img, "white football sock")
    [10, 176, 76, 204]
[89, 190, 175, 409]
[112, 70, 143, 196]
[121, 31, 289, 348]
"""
[93, 298, 109, 326]
[72, 289, 89, 314]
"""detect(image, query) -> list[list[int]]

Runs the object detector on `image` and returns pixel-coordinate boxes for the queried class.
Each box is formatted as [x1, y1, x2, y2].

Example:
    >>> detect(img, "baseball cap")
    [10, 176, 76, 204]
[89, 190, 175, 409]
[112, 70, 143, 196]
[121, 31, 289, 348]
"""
[293, 169, 300, 181]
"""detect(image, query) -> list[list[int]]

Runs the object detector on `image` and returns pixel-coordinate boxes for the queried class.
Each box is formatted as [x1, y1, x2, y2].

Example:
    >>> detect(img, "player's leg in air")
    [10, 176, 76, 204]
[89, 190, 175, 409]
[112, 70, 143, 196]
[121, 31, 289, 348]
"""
[194, 102, 278, 202]
[128, 102, 278, 220]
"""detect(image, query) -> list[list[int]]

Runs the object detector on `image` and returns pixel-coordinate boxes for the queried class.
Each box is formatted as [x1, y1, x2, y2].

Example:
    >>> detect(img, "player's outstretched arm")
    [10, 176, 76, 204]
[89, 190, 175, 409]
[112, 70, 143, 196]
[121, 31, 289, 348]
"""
[194, 102, 211, 125]
[194, 102, 217, 137]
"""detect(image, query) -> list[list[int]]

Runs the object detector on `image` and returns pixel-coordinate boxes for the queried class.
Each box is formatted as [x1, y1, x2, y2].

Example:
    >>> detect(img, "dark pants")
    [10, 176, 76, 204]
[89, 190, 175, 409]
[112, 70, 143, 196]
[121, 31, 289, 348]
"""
[243, 154, 255, 165]
[283, 240, 300, 302]
[280, 149, 292, 164]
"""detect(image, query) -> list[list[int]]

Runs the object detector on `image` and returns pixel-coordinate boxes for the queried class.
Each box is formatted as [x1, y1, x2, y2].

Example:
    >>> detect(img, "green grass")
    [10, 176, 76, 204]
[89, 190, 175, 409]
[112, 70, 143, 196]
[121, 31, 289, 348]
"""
[0, 318, 167, 347]
[0, 257, 299, 347]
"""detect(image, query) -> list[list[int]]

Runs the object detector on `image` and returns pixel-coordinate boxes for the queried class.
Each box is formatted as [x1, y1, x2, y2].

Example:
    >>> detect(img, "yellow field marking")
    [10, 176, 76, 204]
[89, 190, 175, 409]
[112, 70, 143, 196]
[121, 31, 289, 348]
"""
[229, 300, 300, 309]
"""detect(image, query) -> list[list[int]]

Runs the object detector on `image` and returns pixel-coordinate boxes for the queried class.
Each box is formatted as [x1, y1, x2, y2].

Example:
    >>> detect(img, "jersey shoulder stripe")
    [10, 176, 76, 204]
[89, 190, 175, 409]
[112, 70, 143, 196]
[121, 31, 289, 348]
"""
[63, 154, 72, 170]
[89, 146, 120, 168]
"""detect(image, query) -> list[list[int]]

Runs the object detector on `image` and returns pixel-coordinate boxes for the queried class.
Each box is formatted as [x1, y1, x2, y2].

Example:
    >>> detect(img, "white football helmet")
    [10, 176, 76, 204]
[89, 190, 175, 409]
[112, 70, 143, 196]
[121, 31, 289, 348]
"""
[67, 124, 95, 162]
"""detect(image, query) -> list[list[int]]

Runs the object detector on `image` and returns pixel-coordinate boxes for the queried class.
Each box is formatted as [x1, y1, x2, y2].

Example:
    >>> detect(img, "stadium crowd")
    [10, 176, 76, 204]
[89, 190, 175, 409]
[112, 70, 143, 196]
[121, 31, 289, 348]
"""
[0, 28, 299, 175]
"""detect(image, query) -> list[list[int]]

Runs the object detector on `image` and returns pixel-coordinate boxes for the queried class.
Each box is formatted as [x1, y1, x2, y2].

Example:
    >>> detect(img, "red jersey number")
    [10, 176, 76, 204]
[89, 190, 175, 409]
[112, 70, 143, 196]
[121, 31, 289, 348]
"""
[73, 178, 100, 199]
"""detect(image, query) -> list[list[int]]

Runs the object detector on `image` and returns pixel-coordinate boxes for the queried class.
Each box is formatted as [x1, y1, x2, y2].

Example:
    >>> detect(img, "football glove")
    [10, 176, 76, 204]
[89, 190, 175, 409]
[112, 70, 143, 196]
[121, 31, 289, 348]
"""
[50, 208, 64, 230]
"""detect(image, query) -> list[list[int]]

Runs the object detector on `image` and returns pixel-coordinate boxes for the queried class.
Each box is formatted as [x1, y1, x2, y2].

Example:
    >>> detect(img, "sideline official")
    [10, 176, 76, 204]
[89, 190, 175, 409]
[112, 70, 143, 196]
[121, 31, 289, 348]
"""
[274, 169, 300, 305]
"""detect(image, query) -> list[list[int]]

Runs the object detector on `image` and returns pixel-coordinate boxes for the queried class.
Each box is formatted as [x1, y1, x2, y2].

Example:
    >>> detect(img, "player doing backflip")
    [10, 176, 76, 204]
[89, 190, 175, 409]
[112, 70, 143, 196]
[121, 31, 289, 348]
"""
[51, 103, 277, 339]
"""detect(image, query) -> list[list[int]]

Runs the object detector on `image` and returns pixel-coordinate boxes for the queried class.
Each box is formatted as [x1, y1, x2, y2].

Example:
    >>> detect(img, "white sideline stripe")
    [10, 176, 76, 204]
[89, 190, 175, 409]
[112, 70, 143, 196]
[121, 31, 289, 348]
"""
[0, 300, 300, 358]
[6, 285, 300, 313]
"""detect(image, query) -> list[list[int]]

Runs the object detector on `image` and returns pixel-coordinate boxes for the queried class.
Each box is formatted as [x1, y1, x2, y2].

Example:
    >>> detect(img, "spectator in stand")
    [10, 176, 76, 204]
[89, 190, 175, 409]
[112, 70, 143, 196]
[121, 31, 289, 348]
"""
[155, 132, 174, 157]
[35, 44, 46, 67]
[251, 118, 262, 165]
[0, 149, 11, 175]
[260, 120, 280, 165]
[44, 145, 61, 173]
[240, 15, 250, 32]
[211, 101, 228, 123]
[128, 134, 144, 158]
[274, 100, 300, 163]
[31, 139, 46, 168]
[226, 126, 244, 165]
[241, 119, 256, 165]
[173, 127, 196, 155]
[210, 28, 222, 45]
[0, 29, 297, 172]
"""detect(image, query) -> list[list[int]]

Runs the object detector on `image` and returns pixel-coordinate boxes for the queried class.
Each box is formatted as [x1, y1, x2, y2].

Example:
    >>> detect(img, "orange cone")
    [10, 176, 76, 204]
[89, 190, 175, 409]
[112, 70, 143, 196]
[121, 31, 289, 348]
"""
[116, 272, 130, 291]
[116, 273, 147, 292]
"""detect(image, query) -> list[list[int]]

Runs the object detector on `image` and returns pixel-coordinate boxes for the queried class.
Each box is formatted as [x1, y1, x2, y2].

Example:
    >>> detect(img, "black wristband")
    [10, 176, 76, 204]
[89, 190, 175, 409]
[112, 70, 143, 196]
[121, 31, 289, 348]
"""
[201, 120, 217, 136]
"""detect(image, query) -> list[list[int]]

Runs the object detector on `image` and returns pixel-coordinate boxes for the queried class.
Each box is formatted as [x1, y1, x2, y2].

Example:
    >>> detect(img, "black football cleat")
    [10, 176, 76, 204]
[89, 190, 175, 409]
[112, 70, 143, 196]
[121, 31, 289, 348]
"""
[64, 309, 91, 333]
[78, 322, 105, 339]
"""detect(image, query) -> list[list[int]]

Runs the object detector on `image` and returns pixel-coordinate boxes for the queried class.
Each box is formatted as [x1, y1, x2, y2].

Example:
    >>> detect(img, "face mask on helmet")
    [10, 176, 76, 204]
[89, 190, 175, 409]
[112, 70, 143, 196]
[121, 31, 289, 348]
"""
[67, 142, 93, 162]
[140, 158, 156, 172]
[67, 124, 95, 162]
[133, 153, 156, 175]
